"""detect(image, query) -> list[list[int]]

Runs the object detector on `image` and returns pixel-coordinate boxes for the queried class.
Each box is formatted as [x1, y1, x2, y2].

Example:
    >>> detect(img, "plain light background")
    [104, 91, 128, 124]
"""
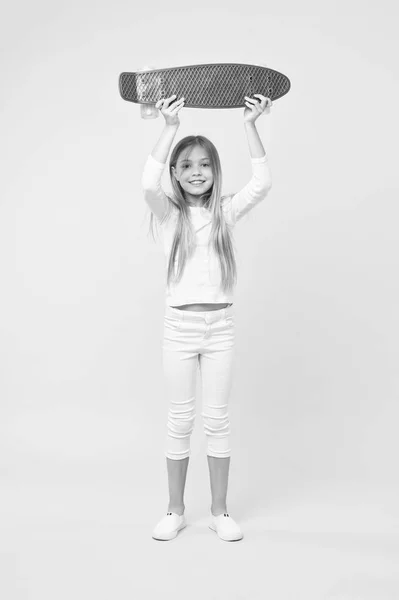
[1, 0, 399, 598]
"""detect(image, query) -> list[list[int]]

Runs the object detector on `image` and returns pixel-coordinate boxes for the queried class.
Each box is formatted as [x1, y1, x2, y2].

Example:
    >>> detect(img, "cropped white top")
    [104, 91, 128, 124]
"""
[141, 153, 272, 307]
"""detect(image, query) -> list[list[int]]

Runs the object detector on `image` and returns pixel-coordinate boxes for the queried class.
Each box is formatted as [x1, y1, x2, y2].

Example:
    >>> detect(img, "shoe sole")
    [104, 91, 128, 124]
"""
[208, 523, 243, 541]
[152, 521, 187, 541]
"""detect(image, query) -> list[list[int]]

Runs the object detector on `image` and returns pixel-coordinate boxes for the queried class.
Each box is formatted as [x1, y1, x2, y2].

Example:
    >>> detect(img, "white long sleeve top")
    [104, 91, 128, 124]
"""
[141, 153, 272, 307]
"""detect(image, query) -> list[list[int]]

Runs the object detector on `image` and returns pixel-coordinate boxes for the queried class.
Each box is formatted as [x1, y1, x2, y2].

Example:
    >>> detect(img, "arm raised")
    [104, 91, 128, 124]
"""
[141, 96, 185, 222]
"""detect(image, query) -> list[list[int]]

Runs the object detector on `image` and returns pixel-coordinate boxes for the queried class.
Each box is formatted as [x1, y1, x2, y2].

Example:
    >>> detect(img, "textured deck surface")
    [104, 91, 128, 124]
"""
[119, 63, 290, 107]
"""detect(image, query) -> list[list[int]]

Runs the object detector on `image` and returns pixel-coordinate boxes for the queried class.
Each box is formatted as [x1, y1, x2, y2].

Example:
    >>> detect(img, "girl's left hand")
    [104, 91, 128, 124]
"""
[243, 94, 272, 123]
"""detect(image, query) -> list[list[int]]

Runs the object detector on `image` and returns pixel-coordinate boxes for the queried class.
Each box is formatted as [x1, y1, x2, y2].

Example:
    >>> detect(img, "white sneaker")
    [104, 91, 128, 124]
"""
[152, 512, 187, 541]
[208, 512, 243, 541]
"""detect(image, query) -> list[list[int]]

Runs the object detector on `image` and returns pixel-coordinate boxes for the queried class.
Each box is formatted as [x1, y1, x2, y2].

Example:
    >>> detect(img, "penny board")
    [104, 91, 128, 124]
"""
[119, 63, 290, 108]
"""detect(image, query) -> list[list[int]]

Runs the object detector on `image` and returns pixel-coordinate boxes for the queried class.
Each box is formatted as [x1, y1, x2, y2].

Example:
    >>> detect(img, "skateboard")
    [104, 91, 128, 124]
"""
[119, 63, 290, 118]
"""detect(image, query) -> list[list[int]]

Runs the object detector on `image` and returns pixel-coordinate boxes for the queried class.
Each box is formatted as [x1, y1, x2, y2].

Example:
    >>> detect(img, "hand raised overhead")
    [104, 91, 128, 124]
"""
[155, 95, 185, 126]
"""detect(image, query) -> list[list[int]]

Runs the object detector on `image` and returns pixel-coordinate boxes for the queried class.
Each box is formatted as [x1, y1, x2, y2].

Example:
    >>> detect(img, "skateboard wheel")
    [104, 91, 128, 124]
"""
[137, 65, 156, 71]
[140, 103, 159, 119]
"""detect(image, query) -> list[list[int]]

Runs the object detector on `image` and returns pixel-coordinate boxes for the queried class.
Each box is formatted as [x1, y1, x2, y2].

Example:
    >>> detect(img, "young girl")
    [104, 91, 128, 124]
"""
[141, 92, 273, 542]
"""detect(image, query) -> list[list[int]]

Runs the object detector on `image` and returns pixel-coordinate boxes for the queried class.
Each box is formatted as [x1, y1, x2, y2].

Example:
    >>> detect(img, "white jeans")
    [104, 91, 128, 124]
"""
[162, 304, 236, 460]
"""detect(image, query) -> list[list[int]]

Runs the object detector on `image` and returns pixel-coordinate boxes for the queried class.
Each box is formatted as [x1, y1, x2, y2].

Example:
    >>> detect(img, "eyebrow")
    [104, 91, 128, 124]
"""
[179, 157, 209, 163]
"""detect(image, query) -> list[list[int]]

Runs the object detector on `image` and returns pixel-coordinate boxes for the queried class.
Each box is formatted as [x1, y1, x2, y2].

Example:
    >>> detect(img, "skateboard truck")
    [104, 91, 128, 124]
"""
[137, 66, 159, 120]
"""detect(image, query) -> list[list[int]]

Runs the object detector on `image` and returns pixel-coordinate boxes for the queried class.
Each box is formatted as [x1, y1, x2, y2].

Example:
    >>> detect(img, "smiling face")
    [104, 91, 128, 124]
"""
[171, 145, 214, 206]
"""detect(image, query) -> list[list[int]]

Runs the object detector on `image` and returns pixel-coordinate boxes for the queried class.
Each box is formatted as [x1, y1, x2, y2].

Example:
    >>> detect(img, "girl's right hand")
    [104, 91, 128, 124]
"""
[155, 95, 185, 126]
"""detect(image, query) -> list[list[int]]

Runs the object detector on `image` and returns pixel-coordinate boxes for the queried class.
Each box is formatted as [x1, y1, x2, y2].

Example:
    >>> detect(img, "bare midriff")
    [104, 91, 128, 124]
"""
[171, 303, 231, 312]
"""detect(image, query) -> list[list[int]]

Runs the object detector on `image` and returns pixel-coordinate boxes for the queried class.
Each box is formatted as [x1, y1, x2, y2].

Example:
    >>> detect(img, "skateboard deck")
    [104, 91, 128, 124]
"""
[119, 63, 290, 108]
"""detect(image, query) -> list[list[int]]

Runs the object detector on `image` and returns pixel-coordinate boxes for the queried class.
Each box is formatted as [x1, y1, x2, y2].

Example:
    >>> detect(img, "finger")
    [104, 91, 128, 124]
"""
[155, 99, 164, 109]
[255, 97, 265, 110]
[170, 100, 185, 112]
[254, 94, 272, 109]
[247, 96, 263, 112]
[255, 94, 272, 108]
[264, 99, 272, 112]
[244, 96, 257, 105]
[168, 96, 184, 110]
[257, 96, 268, 108]
[163, 94, 177, 108]
[169, 97, 185, 110]
[245, 97, 262, 112]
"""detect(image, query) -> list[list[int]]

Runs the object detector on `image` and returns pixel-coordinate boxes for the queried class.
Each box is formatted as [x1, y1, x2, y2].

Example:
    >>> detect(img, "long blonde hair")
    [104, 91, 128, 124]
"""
[147, 135, 237, 293]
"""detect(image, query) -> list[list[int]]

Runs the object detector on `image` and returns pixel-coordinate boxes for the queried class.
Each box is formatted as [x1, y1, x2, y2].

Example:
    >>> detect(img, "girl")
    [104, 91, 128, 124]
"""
[141, 93, 273, 542]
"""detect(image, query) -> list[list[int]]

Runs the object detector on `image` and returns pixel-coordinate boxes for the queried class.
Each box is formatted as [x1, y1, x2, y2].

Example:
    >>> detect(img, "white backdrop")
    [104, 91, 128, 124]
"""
[2, 1, 399, 599]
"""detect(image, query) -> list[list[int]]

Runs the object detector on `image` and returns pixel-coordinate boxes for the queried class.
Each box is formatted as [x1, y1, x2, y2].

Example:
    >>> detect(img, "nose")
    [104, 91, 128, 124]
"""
[191, 167, 203, 177]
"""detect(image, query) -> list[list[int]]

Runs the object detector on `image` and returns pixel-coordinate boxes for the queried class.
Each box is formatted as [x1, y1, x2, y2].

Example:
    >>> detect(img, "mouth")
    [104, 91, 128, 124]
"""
[190, 180, 205, 185]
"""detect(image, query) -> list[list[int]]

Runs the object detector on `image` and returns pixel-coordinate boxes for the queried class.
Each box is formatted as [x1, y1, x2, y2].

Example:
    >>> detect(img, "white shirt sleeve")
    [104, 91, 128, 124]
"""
[141, 154, 171, 223]
[226, 154, 272, 224]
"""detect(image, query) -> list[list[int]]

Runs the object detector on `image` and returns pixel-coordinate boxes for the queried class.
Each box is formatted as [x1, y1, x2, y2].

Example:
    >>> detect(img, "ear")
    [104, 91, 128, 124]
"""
[171, 166, 180, 182]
